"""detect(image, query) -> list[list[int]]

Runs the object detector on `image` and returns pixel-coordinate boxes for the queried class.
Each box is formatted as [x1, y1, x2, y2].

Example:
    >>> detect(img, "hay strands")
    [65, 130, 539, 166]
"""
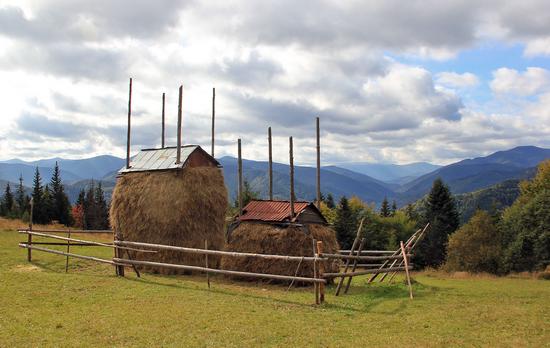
[19, 230, 157, 253]
[113, 258, 326, 284]
[115, 240, 323, 262]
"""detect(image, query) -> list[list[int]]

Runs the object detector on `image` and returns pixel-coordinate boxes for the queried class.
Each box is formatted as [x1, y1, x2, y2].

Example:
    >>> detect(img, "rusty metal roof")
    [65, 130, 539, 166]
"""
[118, 145, 219, 174]
[239, 200, 325, 223]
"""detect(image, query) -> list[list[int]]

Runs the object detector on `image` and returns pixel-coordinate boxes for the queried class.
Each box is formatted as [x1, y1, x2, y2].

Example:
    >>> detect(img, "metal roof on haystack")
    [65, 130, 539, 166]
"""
[239, 199, 327, 223]
[118, 145, 219, 174]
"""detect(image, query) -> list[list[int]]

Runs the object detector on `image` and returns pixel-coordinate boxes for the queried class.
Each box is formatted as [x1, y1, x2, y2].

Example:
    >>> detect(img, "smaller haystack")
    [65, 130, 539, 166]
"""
[222, 200, 340, 283]
[110, 145, 228, 275]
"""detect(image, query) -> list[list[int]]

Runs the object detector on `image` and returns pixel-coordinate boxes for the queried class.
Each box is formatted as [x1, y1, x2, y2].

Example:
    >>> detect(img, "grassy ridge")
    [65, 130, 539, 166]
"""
[0, 229, 548, 347]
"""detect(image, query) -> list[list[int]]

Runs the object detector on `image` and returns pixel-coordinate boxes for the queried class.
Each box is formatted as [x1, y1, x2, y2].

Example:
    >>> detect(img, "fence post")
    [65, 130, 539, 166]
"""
[65, 229, 71, 273]
[205, 239, 210, 289]
[312, 238, 319, 305]
[28, 198, 34, 262]
[114, 232, 125, 277]
[316, 241, 325, 304]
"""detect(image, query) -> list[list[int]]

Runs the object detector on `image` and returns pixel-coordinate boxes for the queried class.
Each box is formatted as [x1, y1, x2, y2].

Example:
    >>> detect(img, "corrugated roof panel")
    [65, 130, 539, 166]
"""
[239, 200, 313, 222]
[118, 145, 219, 174]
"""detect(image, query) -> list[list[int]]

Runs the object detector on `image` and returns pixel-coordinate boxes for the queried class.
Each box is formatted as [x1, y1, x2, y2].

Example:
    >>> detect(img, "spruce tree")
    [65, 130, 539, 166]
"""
[391, 200, 397, 216]
[416, 178, 460, 268]
[94, 182, 110, 229]
[15, 175, 27, 217]
[31, 167, 47, 224]
[42, 185, 54, 224]
[84, 181, 97, 229]
[380, 196, 390, 217]
[325, 193, 335, 209]
[1, 183, 14, 216]
[50, 162, 72, 225]
[334, 196, 355, 249]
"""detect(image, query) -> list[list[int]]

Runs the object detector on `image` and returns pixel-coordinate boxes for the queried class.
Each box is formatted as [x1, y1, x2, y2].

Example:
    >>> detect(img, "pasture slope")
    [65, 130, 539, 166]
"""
[0, 225, 548, 347]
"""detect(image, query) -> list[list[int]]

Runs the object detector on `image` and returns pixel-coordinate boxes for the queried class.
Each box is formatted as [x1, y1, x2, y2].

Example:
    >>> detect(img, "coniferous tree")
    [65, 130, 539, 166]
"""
[50, 162, 72, 225]
[391, 200, 397, 216]
[380, 196, 390, 217]
[324, 193, 335, 209]
[416, 178, 460, 268]
[31, 167, 48, 224]
[334, 196, 355, 249]
[42, 185, 54, 223]
[15, 175, 27, 217]
[84, 181, 97, 229]
[1, 183, 14, 216]
[94, 182, 110, 229]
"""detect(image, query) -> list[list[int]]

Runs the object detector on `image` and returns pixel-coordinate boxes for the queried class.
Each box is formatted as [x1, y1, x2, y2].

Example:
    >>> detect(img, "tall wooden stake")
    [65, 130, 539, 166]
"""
[161, 92, 165, 148]
[344, 237, 366, 294]
[316, 241, 325, 304]
[28, 197, 33, 262]
[65, 229, 71, 273]
[400, 241, 413, 299]
[211, 87, 215, 157]
[313, 238, 319, 305]
[289, 136, 295, 219]
[176, 85, 183, 164]
[268, 127, 273, 200]
[335, 217, 364, 296]
[316, 117, 321, 208]
[238, 139, 243, 216]
[126, 77, 132, 169]
[205, 239, 210, 289]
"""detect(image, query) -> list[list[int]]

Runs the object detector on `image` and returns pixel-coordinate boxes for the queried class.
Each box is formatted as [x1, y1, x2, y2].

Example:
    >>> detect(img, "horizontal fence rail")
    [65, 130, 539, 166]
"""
[320, 253, 412, 261]
[115, 240, 323, 262]
[324, 265, 413, 278]
[113, 257, 326, 284]
[338, 250, 396, 255]
[18, 228, 113, 234]
[19, 243, 120, 265]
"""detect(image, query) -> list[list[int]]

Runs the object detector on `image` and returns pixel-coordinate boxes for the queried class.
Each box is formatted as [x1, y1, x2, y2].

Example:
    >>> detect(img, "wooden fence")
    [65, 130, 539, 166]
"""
[18, 224, 428, 305]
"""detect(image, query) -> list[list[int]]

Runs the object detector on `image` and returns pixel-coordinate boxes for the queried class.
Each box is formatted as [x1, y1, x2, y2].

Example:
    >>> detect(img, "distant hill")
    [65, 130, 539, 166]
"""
[334, 162, 441, 184]
[0, 163, 82, 186]
[398, 146, 549, 205]
[219, 157, 395, 205]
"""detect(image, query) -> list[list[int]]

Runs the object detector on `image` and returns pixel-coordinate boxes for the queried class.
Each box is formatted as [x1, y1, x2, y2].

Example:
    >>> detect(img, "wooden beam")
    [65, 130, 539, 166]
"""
[161, 92, 165, 148]
[205, 239, 210, 289]
[176, 85, 183, 164]
[401, 241, 414, 299]
[335, 217, 364, 296]
[211, 87, 215, 156]
[113, 258, 326, 284]
[316, 117, 321, 208]
[238, 138, 243, 216]
[65, 229, 71, 273]
[323, 266, 412, 278]
[27, 197, 33, 262]
[289, 136, 295, 219]
[18, 228, 113, 234]
[316, 241, 325, 303]
[19, 243, 119, 266]
[268, 127, 273, 200]
[321, 253, 411, 261]
[126, 77, 132, 169]
[313, 238, 319, 305]
[344, 237, 366, 294]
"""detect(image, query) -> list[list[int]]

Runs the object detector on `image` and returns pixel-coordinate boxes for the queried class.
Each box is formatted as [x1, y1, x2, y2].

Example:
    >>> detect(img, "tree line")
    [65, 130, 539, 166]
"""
[0, 162, 110, 229]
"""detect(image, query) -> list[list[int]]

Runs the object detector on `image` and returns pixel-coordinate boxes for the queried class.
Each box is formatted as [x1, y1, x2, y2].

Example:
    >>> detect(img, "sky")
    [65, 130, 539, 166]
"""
[0, 0, 549, 166]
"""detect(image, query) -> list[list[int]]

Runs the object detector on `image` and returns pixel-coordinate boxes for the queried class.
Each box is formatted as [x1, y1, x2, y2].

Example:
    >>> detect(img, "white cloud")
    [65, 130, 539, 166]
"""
[524, 37, 550, 57]
[490, 67, 550, 96]
[436, 72, 479, 89]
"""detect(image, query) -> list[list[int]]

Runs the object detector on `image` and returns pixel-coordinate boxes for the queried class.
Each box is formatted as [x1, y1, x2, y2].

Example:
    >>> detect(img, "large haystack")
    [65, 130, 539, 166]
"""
[110, 167, 227, 274]
[221, 222, 340, 283]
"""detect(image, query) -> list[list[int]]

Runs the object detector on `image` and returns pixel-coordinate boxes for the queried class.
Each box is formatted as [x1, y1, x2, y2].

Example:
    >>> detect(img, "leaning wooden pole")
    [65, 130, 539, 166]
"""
[335, 217, 364, 296]
[400, 241, 414, 299]
[289, 136, 295, 219]
[211, 87, 215, 156]
[126, 77, 132, 169]
[238, 139, 243, 216]
[176, 85, 183, 164]
[268, 127, 273, 200]
[161, 92, 165, 148]
[316, 117, 321, 208]
[344, 237, 366, 294]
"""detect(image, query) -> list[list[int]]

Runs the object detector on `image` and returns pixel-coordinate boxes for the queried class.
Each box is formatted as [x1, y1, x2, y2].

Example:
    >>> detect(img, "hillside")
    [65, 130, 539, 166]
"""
[335, 162, 441, 184]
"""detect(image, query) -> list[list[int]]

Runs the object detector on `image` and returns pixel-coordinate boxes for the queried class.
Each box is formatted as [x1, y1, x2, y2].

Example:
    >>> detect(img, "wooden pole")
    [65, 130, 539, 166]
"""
[400, 241, 413, 299]
[113, 258, 326, 284]
[161, 92, 165, 148]
[238, 138, 243, 216]
[211, 87, 215, 157]
[316, 241, 325, 304]
[323, 266, 412, 278]
[27, 197, 33, 262]
[176, 85, 183, 164]
[335, 217, 364, 296]
[205, 239, 210, 289]
[126, 77, 132, 169]
[384, 223, 429, 282]
[268, 127, 273, 200]
[65, 229, 71, 273]
[289, 136, 295, 219]
[344, 237, 366, 294]
[20, 243, 123, 266]
[316, 117, 321, 208]
[313, 238, 319, 305]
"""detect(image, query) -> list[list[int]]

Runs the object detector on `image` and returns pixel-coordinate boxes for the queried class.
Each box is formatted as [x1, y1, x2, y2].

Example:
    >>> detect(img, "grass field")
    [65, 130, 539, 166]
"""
[0, 224, 549, 347]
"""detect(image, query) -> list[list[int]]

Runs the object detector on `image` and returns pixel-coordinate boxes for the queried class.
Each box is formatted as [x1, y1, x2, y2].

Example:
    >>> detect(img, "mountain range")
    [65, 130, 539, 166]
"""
[0, 146, 548, 210]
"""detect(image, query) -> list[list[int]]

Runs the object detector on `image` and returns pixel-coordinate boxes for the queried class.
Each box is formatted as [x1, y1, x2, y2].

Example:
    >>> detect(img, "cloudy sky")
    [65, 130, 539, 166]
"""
[0, 0, 549, 165]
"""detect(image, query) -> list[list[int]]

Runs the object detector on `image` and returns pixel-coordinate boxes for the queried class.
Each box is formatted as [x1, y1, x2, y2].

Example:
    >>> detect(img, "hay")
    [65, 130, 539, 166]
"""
[110, 167, 228, 274]
[221, 222, 340, 284]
